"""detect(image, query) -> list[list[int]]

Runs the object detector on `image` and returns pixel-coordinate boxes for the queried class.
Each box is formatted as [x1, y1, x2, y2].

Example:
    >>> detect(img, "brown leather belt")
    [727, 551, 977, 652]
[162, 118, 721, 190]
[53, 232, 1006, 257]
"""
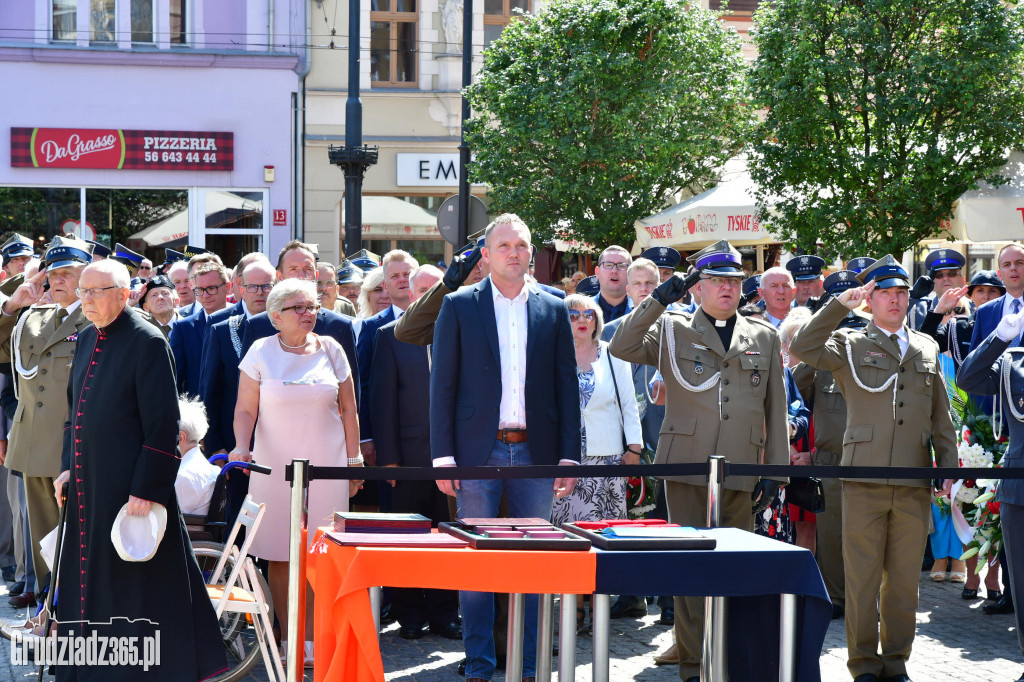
[496, 428, 528, 444]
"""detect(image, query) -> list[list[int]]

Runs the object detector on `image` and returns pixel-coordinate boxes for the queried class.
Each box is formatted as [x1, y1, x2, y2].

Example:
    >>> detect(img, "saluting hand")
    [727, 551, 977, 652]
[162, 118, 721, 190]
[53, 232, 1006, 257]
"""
[837, 280, 875, 310]
[3, 269, 47, 315]
[933, 284, 970, 315]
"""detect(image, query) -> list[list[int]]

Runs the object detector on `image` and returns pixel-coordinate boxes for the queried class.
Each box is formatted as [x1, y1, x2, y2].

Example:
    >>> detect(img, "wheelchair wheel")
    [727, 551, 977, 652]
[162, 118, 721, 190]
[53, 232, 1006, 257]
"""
[192, 540, 275, 682]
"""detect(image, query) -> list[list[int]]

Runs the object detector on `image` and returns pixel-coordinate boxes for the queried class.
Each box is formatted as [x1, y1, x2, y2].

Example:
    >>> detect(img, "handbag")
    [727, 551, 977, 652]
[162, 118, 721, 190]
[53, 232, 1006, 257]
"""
[786, 477, 826, 514]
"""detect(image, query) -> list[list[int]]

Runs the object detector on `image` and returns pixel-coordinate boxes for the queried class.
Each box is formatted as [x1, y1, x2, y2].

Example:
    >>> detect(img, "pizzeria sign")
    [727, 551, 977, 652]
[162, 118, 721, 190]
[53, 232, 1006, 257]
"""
[10, 127, 234, 171]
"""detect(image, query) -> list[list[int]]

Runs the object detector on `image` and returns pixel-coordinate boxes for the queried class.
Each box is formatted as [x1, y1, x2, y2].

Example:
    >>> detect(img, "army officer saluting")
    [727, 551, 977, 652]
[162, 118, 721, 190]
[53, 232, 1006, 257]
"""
[609, 239, 789, 682]
[789, 255, 958, 682]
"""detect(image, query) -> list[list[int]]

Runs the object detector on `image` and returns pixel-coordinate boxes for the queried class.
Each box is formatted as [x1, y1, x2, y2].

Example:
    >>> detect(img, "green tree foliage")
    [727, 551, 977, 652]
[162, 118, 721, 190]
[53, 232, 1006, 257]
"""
[465, 0, 754, 248]
[749, 0, 1024, 259]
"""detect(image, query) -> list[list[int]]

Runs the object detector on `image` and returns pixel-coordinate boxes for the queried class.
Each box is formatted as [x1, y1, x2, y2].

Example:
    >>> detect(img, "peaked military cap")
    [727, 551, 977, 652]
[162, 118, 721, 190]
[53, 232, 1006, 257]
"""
[686, 240, 744, 277]
[1, 234, 34, 265]
[45, 236, 94, 272]
[337, 260, 363, 285]
[641, 246, 682, 270]
[856, 254, 909, 289]
[786, 254, 827, 281]
[925, 248, 966, 275]
[112, 243, 144, 275]
[823, 270, 860, 296]
[347, 248, 381, 273]
[181, 245, 210, 259]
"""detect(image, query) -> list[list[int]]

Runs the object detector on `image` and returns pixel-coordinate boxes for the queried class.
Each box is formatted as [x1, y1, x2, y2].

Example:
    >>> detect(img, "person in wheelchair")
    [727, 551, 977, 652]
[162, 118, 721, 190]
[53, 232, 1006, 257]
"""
[175, 396, 221, 517]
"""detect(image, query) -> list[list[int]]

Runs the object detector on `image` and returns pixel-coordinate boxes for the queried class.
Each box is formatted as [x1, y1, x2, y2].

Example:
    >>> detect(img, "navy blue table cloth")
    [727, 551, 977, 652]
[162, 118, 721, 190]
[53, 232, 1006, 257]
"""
[593, 527, 830, 682]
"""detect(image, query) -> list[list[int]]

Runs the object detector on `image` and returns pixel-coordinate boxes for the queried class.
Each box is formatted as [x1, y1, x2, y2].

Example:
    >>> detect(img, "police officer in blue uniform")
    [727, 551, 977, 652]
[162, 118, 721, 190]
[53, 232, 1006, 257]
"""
[907, 249, 966, 330]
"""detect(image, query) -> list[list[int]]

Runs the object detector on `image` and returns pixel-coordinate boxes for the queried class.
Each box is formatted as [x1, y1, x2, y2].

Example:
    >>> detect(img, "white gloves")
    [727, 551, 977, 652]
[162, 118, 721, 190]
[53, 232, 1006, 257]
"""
[996, 311, 1024, 343]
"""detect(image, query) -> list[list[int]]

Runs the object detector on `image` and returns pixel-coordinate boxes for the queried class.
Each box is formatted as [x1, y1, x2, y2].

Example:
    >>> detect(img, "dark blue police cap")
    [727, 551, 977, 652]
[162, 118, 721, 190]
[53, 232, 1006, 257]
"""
[337, 261, 363, 285]
[846, 257, 875, 274]
[575, 275, 600, 297]
[1, 234, 34, 265]
[856, 255, 909, 289]
[968, 270, 1004, 295]
[86, 240, 111, 259]
[112, 243, 143, 274]
[164, 248, 187, 266]
[823, 270, 860, 296]
[786, 254, 827, 281]
[641, 247, 682, 270]
[742, 275, 761, 298]
[181, 245, 210, 259]
[925, 248, 966, 275]
[686, 240, 744, 277]
[346, 249, 380, 273]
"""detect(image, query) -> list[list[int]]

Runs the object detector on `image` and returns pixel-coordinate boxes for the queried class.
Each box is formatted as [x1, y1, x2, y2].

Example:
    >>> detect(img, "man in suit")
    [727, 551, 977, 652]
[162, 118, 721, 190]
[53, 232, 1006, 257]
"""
[759, 266, 797, 328]
[958, 307, 1024, 682]
[790, 255, 958, 682]
[609, 240, 789, 682]
[241, 240, 359, 396]
[357, 250, 419, 466]
[431, 214, 580, 682]
[370, 264, 461, 641]
[167, 259, 194, 313]
[0, 236, 94, 606]
[791, 269, 866, 622]
[971, 243, 1024, 350]
[201, 259, 276, 458]
[168, 261, 232, 396]
[908, 249, 967, 330]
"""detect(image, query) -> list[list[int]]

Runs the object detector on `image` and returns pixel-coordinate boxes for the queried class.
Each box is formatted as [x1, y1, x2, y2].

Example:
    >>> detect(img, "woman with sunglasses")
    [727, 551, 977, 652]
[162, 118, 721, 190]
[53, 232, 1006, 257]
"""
[553, 294, 643, 633]
[231, 278, 362, 668]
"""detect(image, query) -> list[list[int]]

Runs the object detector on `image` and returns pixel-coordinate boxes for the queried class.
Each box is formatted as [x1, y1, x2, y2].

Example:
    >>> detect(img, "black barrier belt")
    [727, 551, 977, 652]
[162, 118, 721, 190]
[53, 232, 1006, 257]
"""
[285, 462, 1024, 482]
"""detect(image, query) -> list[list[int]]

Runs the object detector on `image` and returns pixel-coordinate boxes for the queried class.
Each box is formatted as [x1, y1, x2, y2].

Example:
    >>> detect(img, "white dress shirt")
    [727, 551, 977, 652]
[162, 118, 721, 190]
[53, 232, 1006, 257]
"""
[1003, 294, 1024, 318]
[175, 446, 221, 516]
[493, 281, 529, 429]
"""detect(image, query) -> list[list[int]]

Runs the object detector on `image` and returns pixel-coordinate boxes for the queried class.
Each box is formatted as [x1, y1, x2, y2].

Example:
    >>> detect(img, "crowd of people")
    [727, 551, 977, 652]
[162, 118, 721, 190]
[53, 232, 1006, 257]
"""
[0, 219, 1017, 681]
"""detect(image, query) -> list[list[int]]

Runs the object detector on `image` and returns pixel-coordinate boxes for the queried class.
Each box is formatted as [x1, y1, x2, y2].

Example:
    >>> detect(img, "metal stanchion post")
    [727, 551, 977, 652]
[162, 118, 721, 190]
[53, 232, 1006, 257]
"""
[701, 455, 727, 682]
[558, 593, 577, 682]
[778, 593, 797, 682]
[592, 593, 611, 682]
[536, 594, 554, 682]
[370, 586, 383, 638]
[286, 459, 309, 682]
[506, 593, 526, 681]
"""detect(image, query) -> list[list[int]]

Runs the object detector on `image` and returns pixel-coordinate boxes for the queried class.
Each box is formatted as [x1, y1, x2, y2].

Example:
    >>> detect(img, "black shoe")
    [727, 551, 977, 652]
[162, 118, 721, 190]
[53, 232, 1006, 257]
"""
[428, 621, 462, 639]
[880, 675, 911, 682]
[398, 624, 424, 640]
[853, 675, 878, 682]
[8, 592, 34, 608]
[984, 595, 1014, 615]
[457, 658, 466, 676]
[831, 603, 845, 620]
[658, 607, 674, 625]
[609, 599, 647, 619]
[7, 581, 24, 597]
[987, 590, 1003, 601]
[1, 566, 14, 583]
[495, 654, 506, 671]
[962, 588, 979, 600]
[380, 603, 395, 625]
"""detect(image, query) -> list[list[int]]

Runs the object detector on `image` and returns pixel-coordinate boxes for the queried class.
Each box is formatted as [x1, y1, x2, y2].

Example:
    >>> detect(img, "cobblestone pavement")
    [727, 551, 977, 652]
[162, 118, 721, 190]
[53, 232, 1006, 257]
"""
[0, 573, 1018, 680]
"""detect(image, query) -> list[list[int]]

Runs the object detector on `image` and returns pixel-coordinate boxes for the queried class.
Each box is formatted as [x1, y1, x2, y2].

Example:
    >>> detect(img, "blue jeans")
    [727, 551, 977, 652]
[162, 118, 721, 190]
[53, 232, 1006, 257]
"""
[456, 441, 555, 681]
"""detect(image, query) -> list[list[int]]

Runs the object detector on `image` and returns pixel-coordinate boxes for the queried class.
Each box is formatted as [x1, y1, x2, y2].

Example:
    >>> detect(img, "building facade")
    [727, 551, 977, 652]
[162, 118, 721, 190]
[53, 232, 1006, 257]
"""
[0, 0, 307, 264]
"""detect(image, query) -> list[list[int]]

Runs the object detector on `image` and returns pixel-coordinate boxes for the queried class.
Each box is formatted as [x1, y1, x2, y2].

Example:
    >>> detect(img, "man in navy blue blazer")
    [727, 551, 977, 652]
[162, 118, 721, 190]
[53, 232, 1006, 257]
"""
[240, 241, 359, 396]
[430, 214, 581, 682]
[356, 250, 419, 465]
[169, 261, 232, 396]
[968, 245, 1024, 415]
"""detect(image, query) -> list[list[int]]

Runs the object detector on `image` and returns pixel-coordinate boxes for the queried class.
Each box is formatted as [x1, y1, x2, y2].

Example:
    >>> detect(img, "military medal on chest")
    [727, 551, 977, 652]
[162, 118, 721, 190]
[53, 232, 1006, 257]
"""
[751, 370, 761, 387]
[694, 361, 704, 375]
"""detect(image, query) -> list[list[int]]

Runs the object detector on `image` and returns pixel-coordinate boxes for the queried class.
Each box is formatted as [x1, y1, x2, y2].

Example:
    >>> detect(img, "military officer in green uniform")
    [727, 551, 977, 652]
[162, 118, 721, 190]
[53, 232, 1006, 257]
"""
[0, 236, 94, 599]
[609, 240, 789, 682]
[789, 255, 958, 682]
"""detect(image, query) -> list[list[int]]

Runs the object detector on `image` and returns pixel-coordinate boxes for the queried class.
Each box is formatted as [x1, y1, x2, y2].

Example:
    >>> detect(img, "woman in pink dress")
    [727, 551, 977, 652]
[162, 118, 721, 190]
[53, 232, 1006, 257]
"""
[231, 279, 362, 665]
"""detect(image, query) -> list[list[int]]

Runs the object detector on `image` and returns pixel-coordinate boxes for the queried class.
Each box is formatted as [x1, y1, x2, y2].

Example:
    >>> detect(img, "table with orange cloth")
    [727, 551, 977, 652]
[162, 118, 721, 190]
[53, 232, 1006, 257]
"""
[308, 528, 597, 682]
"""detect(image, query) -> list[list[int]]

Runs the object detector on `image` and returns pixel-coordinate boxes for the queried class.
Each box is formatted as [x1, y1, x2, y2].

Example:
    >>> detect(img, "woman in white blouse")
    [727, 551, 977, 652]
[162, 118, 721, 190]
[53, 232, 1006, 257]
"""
[552, 294, 643, 524]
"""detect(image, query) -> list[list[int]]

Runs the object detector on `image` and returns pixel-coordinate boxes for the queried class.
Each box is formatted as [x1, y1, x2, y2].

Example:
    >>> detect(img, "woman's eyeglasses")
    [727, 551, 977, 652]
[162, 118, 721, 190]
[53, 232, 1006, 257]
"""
[282, 304, 320, 315]
[568, 309, 597, 322]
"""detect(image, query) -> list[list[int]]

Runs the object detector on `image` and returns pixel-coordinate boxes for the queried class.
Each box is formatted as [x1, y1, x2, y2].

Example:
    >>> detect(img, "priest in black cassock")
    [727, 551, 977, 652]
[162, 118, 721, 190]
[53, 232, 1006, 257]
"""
[55, 259, 226, 681]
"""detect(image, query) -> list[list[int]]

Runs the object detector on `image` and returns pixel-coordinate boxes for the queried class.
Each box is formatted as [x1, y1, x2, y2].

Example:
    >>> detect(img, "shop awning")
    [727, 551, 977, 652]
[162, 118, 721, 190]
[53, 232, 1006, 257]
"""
[342, 195, 442, 238]
[127, 191, 262, 246]
[946, 151, 1024, 243]
[633, 159, 782, 251]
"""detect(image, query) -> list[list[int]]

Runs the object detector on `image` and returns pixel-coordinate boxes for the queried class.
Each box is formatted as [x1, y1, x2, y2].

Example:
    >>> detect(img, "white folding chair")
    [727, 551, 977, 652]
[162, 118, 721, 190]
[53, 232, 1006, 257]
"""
[205, 495, 285, 682]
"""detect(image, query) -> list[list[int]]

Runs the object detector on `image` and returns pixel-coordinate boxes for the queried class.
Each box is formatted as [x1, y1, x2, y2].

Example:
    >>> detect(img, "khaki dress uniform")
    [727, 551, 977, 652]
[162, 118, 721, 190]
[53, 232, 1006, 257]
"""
[789, 297, 958, 680]
[792, 364, 847, 611]
[0, 301, 91, 592]
[609, 297, 789, 681]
